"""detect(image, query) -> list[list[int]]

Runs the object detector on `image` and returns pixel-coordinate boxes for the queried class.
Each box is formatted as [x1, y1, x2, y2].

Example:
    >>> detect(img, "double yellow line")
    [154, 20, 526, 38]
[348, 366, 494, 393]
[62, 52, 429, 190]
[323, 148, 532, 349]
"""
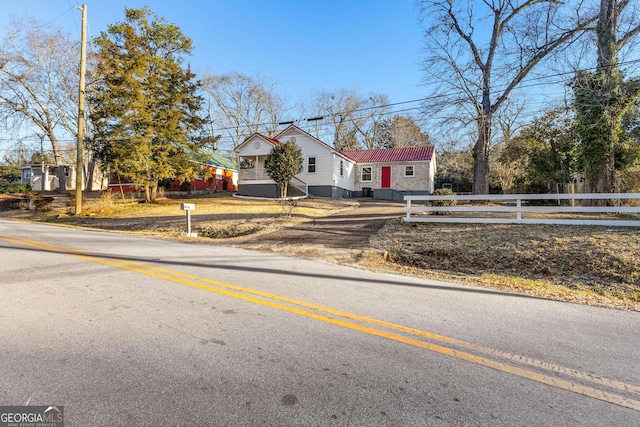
[2, 233, 640, 412]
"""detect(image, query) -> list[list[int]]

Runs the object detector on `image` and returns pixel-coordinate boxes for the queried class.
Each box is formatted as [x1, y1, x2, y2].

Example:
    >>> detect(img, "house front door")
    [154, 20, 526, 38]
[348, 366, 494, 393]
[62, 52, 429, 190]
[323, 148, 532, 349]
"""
[381, 166, 391, 188]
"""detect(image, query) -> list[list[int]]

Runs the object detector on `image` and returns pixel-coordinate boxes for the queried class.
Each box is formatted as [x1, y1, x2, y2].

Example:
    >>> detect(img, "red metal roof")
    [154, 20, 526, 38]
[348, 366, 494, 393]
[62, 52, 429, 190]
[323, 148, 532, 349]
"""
[340, 146, 434, 163]
[256, 133, 280, 145]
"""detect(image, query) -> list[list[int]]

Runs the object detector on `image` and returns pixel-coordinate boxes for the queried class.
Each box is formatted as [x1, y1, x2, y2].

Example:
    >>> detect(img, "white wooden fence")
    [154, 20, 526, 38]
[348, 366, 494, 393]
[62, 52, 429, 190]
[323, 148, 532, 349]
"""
[404, 193, 640, 227]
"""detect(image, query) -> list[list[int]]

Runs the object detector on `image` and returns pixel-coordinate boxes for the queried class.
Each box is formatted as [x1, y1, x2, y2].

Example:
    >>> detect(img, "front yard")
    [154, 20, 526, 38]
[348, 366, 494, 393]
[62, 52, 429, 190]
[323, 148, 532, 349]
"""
[2, 191, 638, 311]
[366, 221, 640, 311]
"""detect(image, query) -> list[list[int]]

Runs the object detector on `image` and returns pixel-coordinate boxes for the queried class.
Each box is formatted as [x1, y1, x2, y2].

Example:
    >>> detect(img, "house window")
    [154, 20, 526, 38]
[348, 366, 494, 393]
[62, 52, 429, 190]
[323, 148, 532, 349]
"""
[339, 160, 344, 177]
[361, 166, 372, 182]
[308, 157, 316, 173]
[405, 165, 414, 177]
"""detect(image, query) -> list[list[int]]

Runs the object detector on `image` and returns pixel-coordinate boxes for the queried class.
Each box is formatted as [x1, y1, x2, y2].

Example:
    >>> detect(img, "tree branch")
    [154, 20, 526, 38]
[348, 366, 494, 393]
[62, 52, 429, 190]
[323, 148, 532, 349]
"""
[619, 23, 640, 48]
[492, 14, 598, 113]
[445, 2, 486, 72]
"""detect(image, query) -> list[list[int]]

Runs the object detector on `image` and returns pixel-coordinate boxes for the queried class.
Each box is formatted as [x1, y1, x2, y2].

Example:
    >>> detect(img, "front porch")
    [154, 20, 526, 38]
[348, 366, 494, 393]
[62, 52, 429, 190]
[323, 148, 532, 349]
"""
[237, 156, 308, 198]
[238, 167, 271, 181]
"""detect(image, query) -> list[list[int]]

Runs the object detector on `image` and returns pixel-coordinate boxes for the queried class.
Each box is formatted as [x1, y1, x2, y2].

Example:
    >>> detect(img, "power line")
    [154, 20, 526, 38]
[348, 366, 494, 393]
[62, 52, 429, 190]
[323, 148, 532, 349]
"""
[205, 57, 640, 138]
[4, 5, 77, 33]
[2, 32, 639, 151]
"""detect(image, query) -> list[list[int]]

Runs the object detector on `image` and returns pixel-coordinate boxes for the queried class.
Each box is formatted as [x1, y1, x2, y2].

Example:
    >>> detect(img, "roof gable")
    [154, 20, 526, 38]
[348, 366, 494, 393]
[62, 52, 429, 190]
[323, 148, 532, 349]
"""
[340, 146, 434, 163]
[276, 124, 333, 151]
[276, 124, 356, 163]
[235, 132, 280, 151]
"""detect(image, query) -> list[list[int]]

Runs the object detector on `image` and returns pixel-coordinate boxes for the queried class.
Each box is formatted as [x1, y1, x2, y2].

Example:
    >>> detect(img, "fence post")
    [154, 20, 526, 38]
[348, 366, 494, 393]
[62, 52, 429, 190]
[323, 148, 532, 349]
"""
[402, 193, 640, 226]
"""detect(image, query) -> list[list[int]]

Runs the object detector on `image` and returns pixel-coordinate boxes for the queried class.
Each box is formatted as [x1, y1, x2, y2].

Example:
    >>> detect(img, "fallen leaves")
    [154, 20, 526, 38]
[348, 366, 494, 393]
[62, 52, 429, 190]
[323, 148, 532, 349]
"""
[367, 222, 640, 311]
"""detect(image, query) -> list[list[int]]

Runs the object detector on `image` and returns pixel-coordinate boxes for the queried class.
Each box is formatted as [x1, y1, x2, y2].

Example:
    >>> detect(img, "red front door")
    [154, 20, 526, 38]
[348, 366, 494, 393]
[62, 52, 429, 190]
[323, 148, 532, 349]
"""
[381, 166, 391, 188]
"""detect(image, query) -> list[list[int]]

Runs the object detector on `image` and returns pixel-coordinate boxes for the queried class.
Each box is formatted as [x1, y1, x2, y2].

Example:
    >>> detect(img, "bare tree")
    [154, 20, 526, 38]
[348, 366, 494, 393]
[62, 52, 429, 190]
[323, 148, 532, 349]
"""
[355, 94, 391, 149]
[597, 0, 640, 71]
[420, 0, 596, 194]
[1, 139, 34, 166]
[0, 18, 79, 187]
[308, 89, 367, 150]
[389, 115, 432, 148]
[201, 72, 283, 155]
[490, 98, 526, 193]
[297, 88, 391, 150]
[434, 143, 474, 193]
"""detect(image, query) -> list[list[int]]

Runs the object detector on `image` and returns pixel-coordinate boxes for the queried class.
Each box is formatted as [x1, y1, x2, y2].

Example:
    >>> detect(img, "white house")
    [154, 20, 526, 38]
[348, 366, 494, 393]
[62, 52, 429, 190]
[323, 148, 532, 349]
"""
[235, 124, 436, 200]
[21, 164, 76, 192]
[21, 164, 108, 192]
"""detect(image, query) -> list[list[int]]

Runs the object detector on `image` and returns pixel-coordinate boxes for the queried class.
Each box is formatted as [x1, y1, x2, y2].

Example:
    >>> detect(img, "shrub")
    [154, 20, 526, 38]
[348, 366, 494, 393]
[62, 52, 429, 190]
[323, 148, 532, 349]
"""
[0, 182, 31, 194]
[196, 223, 262, 239]
[99, 190, 116, 207]
[0, 197, 29, 211]
[33, 196, 54, 212]
[431, 188, 457, 213]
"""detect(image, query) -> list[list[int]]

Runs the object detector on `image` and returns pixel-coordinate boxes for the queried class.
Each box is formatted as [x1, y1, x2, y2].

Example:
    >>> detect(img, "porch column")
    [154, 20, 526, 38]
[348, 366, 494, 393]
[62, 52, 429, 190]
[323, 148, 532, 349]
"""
[255, 155, 259, 180]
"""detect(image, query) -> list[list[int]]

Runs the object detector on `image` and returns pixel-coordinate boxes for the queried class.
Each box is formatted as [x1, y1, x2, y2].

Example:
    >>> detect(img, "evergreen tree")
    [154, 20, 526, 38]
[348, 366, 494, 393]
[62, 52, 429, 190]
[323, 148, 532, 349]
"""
[264, 141, 303, 198]
[502, 109, 577, 193]
[89, 7, 206, 202]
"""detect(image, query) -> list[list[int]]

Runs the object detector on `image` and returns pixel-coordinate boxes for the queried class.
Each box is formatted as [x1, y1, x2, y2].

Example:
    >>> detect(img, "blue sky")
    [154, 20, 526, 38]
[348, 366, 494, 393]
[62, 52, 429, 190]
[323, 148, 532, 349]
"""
[1, 0, 426, 106]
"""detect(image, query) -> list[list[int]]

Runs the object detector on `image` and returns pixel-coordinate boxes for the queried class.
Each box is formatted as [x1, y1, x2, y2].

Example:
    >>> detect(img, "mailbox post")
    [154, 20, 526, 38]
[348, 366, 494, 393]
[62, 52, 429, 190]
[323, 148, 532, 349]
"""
[180, 203, 197, 237]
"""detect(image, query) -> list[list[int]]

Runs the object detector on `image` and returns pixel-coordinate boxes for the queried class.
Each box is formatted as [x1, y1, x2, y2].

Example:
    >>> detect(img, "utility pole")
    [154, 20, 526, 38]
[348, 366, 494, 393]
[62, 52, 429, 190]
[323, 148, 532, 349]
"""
[75, 4, 87, 215]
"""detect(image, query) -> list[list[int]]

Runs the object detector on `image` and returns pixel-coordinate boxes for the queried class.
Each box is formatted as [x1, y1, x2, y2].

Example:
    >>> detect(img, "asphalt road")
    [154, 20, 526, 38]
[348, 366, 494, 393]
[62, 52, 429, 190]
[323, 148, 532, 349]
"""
[1, 219, 639, 426]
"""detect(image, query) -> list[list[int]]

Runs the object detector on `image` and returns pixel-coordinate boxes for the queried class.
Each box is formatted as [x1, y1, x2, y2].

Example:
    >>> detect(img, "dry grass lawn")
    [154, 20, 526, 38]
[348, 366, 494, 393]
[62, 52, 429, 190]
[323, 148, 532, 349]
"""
[1, 192, 354, 239]
[2, 192, 639, 311]
[366, 221, 640, 311]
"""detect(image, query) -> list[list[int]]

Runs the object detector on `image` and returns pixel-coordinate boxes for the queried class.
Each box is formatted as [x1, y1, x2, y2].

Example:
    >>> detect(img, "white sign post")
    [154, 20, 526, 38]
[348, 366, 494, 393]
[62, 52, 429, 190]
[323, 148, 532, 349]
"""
[180, 203, 197, 237]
